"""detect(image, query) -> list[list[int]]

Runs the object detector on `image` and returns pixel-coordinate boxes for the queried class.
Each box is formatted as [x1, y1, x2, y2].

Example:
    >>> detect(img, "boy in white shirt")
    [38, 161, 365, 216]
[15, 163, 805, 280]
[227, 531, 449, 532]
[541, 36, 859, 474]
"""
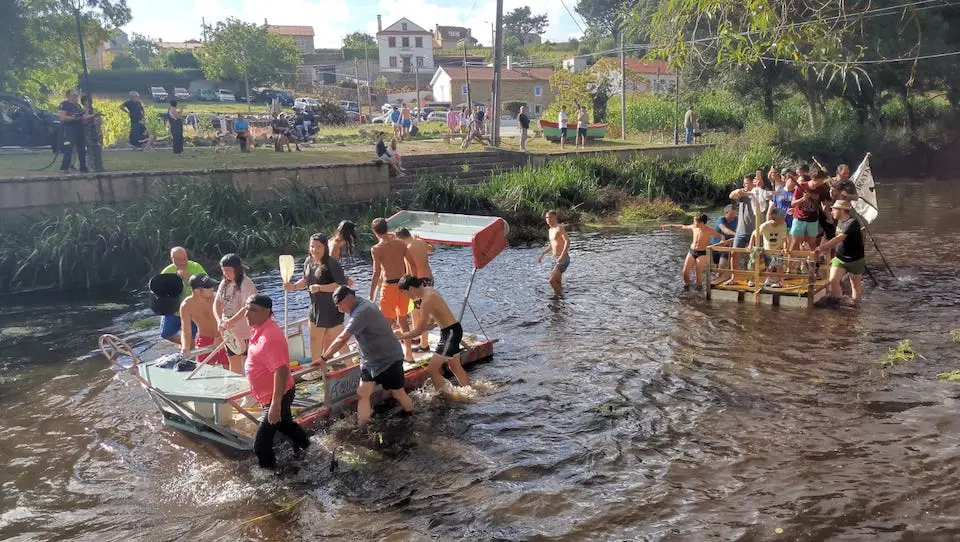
[557, 106, 569, 149]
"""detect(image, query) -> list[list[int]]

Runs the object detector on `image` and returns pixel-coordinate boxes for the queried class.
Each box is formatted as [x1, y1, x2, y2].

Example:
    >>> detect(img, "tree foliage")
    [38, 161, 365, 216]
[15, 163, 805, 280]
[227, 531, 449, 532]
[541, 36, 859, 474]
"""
[198, 19, 300, 88]
[155, 49, 200, 69]
[343, 32, 375, 49]
[504, 6, 548, 46]
[110, 53, 140, 70]
[126, 32, 157, 65]
[575, 0, 657, 38]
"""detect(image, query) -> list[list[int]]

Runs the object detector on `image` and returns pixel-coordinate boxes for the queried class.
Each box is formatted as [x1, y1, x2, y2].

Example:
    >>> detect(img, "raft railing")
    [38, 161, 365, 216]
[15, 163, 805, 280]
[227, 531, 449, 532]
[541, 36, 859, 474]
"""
[705, 242, 827, 308]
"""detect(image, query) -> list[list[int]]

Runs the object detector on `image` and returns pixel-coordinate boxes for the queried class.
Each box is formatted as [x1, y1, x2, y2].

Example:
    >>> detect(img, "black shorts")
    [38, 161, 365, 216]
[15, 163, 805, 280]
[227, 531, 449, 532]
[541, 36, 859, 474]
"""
[560, 127, 568, 137]
[418, 277, 434, 287]
[435, 322, 463, 357]
[226, 339, 248, 356]
[361, 359, 405, 390]
[578, 127, 588, 137]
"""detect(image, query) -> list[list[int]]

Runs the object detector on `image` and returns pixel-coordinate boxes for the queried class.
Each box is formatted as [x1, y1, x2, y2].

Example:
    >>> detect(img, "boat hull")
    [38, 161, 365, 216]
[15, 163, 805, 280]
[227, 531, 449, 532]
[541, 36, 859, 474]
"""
[538, 120, 607, 142]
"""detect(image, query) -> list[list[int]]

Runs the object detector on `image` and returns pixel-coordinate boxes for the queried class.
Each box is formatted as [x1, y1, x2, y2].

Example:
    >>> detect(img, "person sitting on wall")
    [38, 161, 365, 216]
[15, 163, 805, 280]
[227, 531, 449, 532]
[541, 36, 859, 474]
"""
[375, 132, 405, 176]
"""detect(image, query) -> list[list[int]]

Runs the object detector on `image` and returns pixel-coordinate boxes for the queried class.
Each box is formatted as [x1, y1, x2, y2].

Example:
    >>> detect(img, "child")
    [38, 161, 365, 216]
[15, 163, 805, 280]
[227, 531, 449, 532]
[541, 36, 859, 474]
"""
[660, 213, 715, 289]
[749, 207, 789, 288]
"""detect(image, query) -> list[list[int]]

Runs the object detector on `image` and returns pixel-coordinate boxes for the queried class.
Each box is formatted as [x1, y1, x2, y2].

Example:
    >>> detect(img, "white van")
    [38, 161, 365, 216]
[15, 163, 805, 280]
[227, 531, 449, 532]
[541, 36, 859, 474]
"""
[215, 89, 236, 102]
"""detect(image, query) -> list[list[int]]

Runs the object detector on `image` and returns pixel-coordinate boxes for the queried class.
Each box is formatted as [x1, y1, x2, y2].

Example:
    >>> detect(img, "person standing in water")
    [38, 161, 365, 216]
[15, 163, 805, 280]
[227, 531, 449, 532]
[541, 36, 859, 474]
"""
[369, 218, 415, 361]
[537, 210, 570, 297]
[159, 246, 206, 345]
[328, 220, 358, 261]
[179, 274, 229, 368]
[283, 233, 351, 378]
[313, 286, 415, 425]
[397, 275, 470, 396]
[395, 227, 435, 351]
[215, 253, 258, 373]
[660, 213, 716, 289]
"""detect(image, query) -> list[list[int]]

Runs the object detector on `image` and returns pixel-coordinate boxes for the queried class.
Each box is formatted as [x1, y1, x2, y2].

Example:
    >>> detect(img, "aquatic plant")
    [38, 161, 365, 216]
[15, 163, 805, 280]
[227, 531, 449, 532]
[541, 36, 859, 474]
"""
[950, 329, 960, 342]
[936, 370, 960, 382]
[874, 340, 919, 368]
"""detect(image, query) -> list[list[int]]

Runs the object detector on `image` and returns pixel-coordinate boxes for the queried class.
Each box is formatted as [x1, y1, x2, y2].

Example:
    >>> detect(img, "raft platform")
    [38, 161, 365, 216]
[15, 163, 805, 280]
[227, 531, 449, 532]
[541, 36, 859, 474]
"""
[706, 242, 831, 309]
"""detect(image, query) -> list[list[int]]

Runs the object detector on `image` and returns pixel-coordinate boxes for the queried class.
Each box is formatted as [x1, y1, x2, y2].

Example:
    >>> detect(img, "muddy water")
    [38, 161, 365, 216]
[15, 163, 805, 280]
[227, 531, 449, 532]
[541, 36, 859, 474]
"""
[2, 179, 960, 541]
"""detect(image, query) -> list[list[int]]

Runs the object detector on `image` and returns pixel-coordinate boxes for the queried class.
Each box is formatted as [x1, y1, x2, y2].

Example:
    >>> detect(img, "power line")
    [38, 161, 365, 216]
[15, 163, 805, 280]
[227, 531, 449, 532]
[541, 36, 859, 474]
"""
[558, 0, 586, 35]
[762, 48, 960, 65]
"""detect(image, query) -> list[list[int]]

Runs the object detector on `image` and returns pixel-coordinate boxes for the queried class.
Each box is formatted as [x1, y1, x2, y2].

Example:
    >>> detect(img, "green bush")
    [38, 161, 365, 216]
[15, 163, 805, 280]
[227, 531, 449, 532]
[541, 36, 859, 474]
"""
[83, 69, 207, 95]
[695, 91, 749, 131]
[92, 98, 170, 146]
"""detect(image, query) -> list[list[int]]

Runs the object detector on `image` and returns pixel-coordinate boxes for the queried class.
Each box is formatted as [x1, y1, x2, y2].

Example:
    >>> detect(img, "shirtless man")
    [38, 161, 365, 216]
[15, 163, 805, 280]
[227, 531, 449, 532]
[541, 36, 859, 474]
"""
[397, 275, 470, 395]
[159, 246, 206, 344]
[396, 227, 436, 351]
[537, 210, 570, 297]
[660, 213, 715, 289]
[369, 218, 414, 361]
[179, 274, 229, 368]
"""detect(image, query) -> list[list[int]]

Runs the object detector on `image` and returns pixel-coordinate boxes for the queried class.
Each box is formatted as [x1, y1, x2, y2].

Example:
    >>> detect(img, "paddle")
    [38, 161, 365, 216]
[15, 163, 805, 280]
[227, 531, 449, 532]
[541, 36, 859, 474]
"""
[279, 255, 295, 331]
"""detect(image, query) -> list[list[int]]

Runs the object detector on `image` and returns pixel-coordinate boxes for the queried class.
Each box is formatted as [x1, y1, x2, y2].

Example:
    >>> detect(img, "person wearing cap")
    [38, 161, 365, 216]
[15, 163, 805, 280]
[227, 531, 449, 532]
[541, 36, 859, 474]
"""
[750, 207, 789, 288]
[814, 200, 865, 306]
[396, 275, 470, 395]
[178, 274, 229, 368]
[244, 294, 311, 469]
[314, 286, 414, 425]
[159, 246, 206, 344]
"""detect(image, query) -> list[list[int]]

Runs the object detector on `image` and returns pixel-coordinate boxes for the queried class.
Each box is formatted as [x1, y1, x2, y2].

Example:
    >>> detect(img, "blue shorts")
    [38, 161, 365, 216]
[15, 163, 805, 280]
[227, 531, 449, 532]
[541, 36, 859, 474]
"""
[733, 234, 750, 249]
[402, 119, 411, 129]
[789, 219, 819, 238]
[160, 314, 197, 339]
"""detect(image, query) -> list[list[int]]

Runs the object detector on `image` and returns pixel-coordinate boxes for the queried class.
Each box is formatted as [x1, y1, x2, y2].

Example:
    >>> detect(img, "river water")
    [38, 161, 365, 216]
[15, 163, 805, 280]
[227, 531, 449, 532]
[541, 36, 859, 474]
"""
[2, 179, 960, 541]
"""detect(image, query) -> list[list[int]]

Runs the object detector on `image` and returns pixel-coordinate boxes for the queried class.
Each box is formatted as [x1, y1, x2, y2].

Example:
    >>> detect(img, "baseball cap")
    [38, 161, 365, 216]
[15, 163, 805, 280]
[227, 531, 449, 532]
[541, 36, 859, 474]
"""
[332, 285, 354, 304]
[188, 273, 218, 290]
[832, 200, 853, 211]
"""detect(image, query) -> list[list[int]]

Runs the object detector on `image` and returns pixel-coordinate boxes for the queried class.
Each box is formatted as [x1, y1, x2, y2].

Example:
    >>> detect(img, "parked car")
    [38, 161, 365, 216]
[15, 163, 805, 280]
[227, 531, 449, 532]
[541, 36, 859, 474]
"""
[339, 100, 360, 113]
[0, 92, 60, 149]
[173, 87, 190, 101]
[425, 111, 448, 122]
[371, 114, 390, 124]
[150, 86, 169, 102]
[344, 110, 363, 123]
[293, 97, 320, 111]
[256, 89, 294, 106]
[381, 103, 395, 114]
[198, 88, 216, 101]
[215, 89, 236, 102]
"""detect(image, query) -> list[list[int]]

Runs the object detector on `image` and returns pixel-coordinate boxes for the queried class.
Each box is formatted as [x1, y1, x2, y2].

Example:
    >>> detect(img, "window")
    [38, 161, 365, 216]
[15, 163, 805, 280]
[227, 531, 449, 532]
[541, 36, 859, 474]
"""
[451, 30, 460, 38]
[415, 37, 422, 48]
[416, 56, 424, 67]
[402, 37, 410, 48]
[461, 84, 468, 96]
[534, 104, 542, 115]
[534, 86, 542, 97]
[389, 56, 397, 68]
[402, 23, 408, 31]
[388, 37, 396, 48]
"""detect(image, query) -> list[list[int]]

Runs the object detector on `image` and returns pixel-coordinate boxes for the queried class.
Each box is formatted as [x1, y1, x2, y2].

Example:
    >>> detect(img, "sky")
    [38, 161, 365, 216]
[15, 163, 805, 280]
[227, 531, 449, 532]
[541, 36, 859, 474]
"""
[121, 0, 586, 47]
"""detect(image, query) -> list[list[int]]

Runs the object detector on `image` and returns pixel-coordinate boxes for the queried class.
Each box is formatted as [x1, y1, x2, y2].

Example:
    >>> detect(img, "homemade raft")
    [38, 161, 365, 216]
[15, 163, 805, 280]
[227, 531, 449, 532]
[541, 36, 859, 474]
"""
[98, 211, 509, 451]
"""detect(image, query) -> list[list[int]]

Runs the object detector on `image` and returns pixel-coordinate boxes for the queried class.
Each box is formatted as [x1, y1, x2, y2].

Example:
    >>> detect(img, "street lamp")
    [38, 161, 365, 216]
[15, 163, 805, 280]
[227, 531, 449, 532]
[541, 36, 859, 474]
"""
[68, 0, 94, 104]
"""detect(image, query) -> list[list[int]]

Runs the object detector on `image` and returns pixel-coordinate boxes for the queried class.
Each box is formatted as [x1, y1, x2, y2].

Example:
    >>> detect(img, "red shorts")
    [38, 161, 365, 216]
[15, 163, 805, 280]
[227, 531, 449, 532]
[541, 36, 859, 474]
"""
[196, 335, 229, 368]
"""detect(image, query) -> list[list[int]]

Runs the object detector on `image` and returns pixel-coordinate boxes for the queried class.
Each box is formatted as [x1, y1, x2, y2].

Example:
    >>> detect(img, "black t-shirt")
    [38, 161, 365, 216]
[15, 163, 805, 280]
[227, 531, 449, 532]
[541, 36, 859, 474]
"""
[518, 113, 530, 129]
[376, 140, 387, 157]
[476, 110, 484, 122]
[835, 217, 865, 262]
[59, 101, 83, 124]
[121, 100, 144, 123]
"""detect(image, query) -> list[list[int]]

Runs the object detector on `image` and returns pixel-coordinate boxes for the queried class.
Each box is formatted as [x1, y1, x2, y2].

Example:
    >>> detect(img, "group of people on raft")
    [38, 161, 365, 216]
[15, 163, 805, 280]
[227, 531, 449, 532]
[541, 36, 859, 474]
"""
[660, 162, 867, 306]
[155, 218, 472, 470]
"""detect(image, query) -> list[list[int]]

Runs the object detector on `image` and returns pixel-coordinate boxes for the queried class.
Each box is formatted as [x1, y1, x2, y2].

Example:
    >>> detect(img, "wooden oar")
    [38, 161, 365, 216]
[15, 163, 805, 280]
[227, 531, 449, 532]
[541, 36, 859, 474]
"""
[279, 255, 295, 331]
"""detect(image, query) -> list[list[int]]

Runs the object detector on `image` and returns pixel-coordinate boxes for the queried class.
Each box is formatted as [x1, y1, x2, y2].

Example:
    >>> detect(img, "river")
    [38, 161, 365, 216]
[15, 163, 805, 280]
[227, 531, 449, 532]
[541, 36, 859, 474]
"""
[1, 179, 959, 541]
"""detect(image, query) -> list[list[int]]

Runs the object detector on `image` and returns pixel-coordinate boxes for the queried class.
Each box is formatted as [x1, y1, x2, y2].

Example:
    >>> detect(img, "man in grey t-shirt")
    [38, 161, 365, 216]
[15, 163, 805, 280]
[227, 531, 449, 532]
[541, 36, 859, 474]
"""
[313, 286, 414, 425]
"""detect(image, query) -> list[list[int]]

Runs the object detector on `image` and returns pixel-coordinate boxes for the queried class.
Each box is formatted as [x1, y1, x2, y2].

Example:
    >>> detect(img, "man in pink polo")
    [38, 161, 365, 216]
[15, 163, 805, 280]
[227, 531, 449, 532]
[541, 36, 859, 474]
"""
[244, 294, 309, 469]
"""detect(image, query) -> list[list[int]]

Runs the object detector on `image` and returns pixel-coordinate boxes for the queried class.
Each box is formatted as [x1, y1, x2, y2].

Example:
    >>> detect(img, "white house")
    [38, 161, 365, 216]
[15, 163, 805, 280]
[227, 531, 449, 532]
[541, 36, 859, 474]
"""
[376, 17, 434, 74]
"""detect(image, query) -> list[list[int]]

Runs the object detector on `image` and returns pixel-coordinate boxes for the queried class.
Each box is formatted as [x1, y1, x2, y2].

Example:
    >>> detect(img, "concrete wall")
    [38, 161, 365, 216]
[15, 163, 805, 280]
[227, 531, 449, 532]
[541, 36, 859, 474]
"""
[0, 162, 389, 213]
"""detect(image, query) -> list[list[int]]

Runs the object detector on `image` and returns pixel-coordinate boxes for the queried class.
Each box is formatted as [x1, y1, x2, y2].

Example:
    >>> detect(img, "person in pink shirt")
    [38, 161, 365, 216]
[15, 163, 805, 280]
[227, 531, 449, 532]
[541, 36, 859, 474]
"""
[244, 294, 310, 469]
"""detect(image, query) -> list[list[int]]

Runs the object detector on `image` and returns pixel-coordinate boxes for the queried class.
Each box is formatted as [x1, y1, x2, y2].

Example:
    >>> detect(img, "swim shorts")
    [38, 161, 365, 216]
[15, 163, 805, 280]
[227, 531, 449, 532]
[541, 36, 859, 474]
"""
[418, 277, 434, 287]
[560, 127, 568, 138]
[830, 257, 865, 276]
[435, 322, 463, 357]
[553, 255, 570, 274]
[160, 315, 197, 340]
[402, 119, 411, 129]
[361, 359, 405, 390]
[789, 219, 819, 238]
[578, 127, 588, 137]
[380, 282, 409, 319]
[196, 335, 230, 368]
[688, 248, 707, 258]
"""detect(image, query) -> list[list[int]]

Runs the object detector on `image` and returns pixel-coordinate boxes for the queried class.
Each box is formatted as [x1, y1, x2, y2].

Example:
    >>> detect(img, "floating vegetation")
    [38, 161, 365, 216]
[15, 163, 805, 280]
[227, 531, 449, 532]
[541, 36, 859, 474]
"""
[130, 317, 159, 331]
[950, 329, 960, 342]
[936, 370, 960, 382]
[874, 340, 920, 368]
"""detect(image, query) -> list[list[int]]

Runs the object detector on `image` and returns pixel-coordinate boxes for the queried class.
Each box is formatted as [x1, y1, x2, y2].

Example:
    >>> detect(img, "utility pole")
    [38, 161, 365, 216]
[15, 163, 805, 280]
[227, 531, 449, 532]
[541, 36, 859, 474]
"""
[364, 45, 373, 117]
[241, 49, 251, 112]
[355, 59, 363, 114]
[72, 3, 92, 104]
[462, 40, 472, 112]
[620, 32, 626, 141]
[673, 69, 680, 145]
[415, 62, 421, 116]
[491, 0, 504, 146]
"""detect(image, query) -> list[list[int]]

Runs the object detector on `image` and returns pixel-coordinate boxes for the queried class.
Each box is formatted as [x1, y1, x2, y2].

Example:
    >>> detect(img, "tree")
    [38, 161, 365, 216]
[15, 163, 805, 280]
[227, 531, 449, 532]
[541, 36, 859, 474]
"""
[126, 33, 157, 65]
[575, 0, 657, 38]
[343, 32, 375, 49]
[155, 49, 200, 69]
[110, 53, 140, 69]
[504, 6, 548, 46]
[198, 19, 301, 88]
[503, 36, 527, 60]
[371, 76, 389, 92]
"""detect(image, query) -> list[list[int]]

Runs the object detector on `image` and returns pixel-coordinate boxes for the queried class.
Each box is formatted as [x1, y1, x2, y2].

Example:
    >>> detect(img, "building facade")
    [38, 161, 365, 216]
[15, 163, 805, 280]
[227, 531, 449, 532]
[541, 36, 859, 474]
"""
[430, 67, 554, 116]
[267, 24, 316, 54]
[433, 25, 476, 50]
[376, 17, 434, 74]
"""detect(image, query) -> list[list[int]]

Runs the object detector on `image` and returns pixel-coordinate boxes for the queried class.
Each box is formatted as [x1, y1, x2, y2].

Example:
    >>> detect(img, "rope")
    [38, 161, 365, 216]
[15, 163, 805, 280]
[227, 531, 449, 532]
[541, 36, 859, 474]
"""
[466, 300, 490, 343]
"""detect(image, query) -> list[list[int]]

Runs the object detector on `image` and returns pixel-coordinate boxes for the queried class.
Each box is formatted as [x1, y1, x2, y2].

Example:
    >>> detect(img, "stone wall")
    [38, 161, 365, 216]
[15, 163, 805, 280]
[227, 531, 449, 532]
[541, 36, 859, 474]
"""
[0, 162, 389, 213]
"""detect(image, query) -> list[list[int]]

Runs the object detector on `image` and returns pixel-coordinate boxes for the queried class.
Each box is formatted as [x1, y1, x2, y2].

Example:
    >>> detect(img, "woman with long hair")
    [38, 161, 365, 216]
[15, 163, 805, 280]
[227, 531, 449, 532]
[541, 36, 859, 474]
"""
[328, 220, 357, 261]
[214, 253, 258, 373]
[284, 233, 351, 377]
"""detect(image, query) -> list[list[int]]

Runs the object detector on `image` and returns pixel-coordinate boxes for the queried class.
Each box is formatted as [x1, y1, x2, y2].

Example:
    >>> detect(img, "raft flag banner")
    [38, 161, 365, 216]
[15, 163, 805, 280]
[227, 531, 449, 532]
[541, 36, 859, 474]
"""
[851, 154, 878, 224]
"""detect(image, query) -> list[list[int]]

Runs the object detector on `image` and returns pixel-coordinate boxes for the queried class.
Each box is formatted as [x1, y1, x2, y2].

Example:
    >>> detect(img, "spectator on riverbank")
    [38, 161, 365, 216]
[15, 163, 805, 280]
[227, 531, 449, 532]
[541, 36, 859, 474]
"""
[58, 89, 87, 173]
[234, 115, 251, 153]
[576, 106, 589, 149]
[168, 100, 184, 155]
[446, 108, 458, 135]
[518, 106, 530, 152]
[684, 105, 697, 144]
[558, 106, 569, 149]
[120, 91, 146, 149]
[376, 132, 404, 176]
[80, 94, 104, 173]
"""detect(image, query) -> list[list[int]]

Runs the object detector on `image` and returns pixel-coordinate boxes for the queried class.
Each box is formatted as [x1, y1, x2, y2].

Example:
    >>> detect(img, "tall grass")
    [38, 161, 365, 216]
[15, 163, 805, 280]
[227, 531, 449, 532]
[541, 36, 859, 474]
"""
[0, 180, 401, 293]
